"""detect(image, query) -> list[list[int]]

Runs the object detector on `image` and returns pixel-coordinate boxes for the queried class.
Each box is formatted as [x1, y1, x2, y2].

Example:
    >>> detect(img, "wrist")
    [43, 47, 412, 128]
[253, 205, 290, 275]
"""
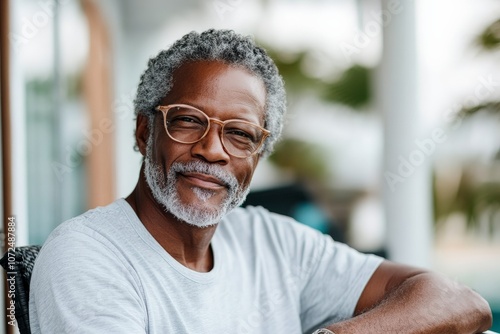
[312, 329, 336, 334]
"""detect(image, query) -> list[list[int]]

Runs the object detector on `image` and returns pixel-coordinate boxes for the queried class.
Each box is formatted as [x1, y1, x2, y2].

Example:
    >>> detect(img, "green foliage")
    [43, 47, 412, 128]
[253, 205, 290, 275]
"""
[436, 18, 500, 233]
[321, 65, 371, 109]
[264, 49, 321, 95]
[262, 44, 372, 109]
[462, 18, 500, 117]
[260, 45, 372, 182]
[433, 163, 500, 233]
[478, 18, 500, 51]
[466, 182, 500, 231]
[459, 101, 500, 118]
[269, 138, 330, 183]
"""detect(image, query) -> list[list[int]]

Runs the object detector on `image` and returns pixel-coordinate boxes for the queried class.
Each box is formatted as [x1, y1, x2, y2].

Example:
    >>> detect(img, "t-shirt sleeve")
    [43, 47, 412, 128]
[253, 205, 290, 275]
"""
[300, 227, 383, 333]
[267, 212, 383, 333]
[29, 224, 147, 334]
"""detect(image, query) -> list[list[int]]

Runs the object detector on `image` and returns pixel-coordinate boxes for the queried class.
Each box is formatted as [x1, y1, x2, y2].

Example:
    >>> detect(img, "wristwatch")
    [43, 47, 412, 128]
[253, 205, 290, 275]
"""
[312, 329, 335, 334]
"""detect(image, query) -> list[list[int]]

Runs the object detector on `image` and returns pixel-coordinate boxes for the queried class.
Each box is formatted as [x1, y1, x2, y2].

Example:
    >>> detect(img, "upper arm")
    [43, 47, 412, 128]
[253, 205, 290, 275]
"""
[355, 260, 428, 315]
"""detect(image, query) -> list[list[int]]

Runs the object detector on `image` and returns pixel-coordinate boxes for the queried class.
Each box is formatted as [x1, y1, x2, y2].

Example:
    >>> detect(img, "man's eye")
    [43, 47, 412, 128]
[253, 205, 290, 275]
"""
[225, 128, 258, 143]
[178, 116, 198, 123]
[171, 116, 202, 124]
[229, 129, 251, 138]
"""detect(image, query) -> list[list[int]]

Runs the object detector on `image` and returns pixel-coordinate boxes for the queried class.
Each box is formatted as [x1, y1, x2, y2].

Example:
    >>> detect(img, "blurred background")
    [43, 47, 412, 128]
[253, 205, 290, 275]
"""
[1, 0, 499, 332]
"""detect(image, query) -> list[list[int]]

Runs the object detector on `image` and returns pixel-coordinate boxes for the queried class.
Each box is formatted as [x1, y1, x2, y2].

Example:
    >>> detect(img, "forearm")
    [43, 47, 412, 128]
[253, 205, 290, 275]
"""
[326, 273, 492, 334]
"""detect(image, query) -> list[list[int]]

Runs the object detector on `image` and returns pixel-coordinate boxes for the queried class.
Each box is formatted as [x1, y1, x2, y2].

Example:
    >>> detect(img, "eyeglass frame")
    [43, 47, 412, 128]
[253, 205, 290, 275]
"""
[155, 104, 271, 158]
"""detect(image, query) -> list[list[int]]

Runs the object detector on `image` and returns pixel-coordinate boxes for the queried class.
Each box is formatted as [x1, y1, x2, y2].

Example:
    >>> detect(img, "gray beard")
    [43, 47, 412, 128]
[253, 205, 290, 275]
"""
[143, 137, 250, 228]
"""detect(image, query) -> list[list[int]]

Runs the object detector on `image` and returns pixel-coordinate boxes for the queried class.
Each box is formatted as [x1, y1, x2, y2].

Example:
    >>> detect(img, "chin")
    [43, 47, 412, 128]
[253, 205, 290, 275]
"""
[144, 155, 247, 228]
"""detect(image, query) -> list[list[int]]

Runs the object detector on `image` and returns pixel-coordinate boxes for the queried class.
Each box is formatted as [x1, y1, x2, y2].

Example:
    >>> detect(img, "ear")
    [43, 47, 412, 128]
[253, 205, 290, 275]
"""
[136, 114, 151, 156]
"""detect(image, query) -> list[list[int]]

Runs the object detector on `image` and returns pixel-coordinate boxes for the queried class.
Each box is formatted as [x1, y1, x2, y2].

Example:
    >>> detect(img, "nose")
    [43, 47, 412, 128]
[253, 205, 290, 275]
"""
[190, 123, 230, 164]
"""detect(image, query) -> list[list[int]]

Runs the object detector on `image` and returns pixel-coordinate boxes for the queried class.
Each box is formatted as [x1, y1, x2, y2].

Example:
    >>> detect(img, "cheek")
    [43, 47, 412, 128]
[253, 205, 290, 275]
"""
[150, 132, 182, 166]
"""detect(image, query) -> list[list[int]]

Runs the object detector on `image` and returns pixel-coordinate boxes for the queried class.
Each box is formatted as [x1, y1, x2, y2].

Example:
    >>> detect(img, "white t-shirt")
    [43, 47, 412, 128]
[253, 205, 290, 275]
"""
[30, 199, 383, 334]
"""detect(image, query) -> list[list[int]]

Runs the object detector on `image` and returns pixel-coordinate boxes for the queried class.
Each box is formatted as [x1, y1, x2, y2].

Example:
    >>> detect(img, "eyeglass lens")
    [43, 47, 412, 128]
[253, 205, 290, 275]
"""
[165, 106, 265, 157]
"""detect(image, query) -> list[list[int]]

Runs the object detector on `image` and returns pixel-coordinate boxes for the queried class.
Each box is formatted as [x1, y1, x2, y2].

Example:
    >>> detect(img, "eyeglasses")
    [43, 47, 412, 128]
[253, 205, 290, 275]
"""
[155, 104, 270, 158]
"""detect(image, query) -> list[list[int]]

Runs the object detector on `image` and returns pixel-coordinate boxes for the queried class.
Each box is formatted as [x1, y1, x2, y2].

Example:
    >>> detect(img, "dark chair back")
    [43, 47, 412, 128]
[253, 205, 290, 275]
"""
[1, 245, 41, 334]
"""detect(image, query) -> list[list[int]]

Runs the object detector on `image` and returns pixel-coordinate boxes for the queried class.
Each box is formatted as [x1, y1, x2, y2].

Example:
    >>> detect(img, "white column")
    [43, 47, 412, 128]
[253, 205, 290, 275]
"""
[377, 0, 432, 267]
[10, 0, 29, 247]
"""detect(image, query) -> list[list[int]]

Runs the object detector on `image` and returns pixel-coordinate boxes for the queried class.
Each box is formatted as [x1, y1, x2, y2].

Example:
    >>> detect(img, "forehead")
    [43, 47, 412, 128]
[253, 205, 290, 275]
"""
[162, 61, 267, 121]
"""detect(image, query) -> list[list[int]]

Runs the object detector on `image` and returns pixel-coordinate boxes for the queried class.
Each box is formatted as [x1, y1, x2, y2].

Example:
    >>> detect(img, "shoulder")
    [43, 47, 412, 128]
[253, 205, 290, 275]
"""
[221, 205, 382, 270]
[29, 199, 147, 333]
[34, 199, 138, 279]
[42, 199, 131, 250]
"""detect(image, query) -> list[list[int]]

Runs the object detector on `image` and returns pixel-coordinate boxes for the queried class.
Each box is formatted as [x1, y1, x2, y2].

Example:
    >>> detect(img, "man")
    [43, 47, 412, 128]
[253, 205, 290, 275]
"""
[30, 29, 492, 333]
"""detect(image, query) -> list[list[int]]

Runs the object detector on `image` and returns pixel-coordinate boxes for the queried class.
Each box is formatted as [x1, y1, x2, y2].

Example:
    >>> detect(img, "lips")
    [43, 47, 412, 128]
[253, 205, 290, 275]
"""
[179, 172, 227, 190]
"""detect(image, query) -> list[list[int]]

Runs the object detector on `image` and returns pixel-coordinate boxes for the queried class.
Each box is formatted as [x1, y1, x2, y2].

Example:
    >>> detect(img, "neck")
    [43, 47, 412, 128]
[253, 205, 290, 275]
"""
[126, 166, 217, 272]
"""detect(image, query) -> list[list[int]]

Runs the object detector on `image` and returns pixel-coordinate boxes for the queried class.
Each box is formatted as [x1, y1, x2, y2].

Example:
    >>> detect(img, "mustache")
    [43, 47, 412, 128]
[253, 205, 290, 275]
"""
[170, 161, 239, 190]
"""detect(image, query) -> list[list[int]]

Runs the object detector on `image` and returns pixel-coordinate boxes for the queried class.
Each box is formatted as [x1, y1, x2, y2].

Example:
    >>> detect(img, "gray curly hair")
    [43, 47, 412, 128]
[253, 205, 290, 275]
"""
[134, 29, 286, 157]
